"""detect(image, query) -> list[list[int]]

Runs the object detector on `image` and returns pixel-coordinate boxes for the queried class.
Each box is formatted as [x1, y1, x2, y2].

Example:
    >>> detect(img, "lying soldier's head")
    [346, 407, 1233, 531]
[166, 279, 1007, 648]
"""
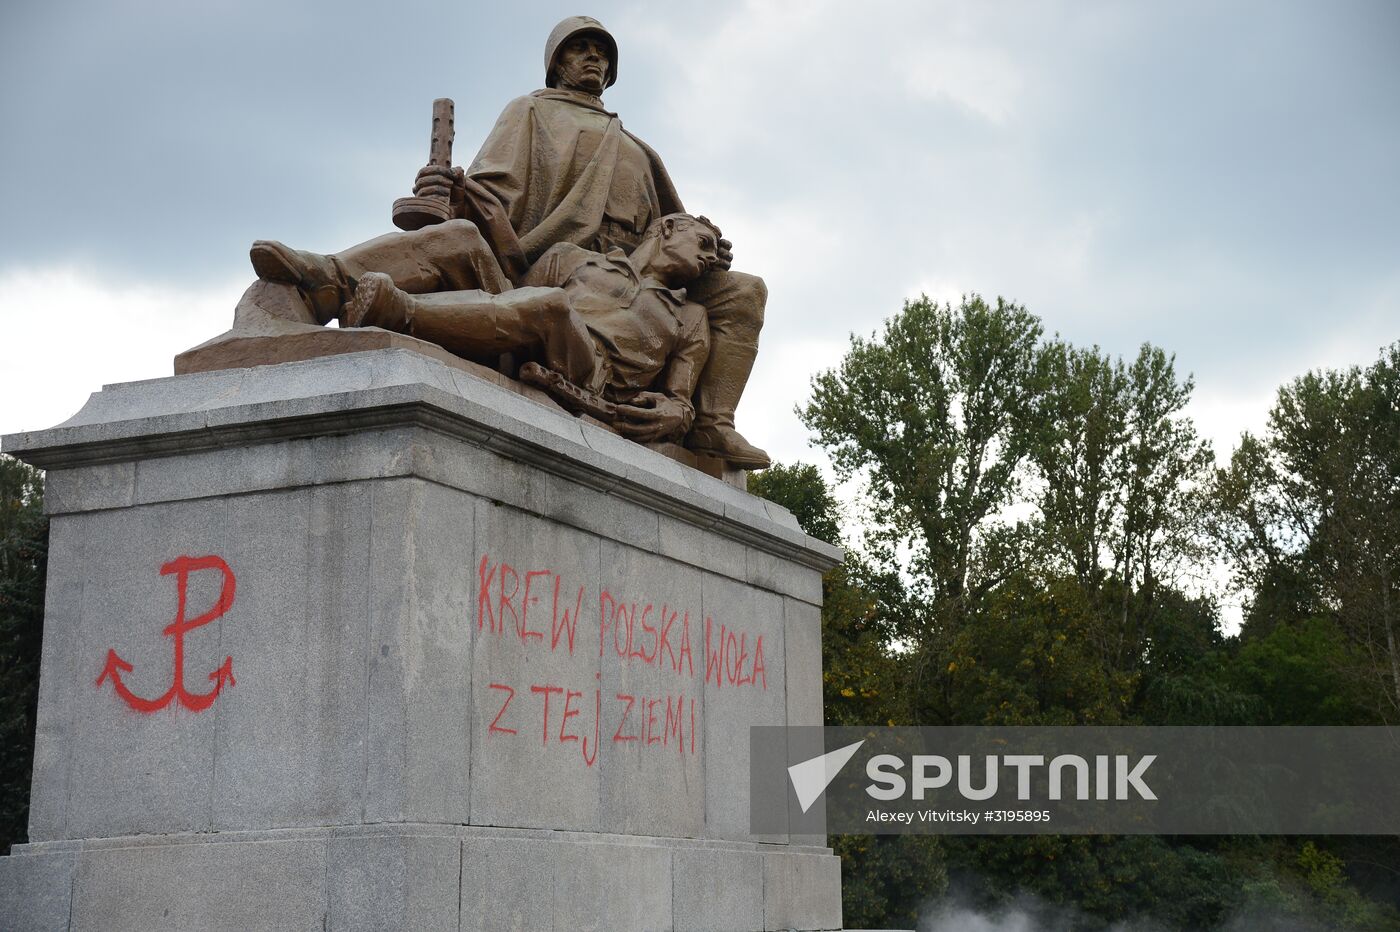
[634, 213, 723, 287]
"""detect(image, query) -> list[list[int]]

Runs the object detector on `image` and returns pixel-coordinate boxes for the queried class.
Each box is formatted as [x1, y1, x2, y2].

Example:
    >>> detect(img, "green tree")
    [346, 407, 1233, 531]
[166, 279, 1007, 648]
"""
[786, 294, 1400, 927]
[0, 455, 46, 852]
[1030, 342, 1217, 686]
[800, 294, 1044, 720]
[745, 462, 841, 547]
[942, 573, 1136, 726]
[1217, 342, 1400, 717]
[1106, 346, 1217, 674]
[1030, 341, 1129, 590]
[1226, 617, 1379, 725]
[801, 294, 1042, 619]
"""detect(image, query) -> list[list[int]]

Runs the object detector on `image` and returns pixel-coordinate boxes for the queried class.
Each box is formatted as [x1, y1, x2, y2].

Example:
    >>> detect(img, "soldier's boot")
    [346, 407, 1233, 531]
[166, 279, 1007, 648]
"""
[344, 273, 418, 332]
[686, 335, 771, 469]
[249, 240, 353, 325]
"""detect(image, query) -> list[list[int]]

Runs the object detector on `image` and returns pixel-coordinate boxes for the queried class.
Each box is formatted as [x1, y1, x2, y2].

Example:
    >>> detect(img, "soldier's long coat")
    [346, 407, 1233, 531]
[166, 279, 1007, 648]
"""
[460, 88, 684, 284]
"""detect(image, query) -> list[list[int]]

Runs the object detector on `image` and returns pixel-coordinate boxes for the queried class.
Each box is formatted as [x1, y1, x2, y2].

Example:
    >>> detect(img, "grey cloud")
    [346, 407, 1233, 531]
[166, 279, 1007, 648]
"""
[0, 0, 547, 282]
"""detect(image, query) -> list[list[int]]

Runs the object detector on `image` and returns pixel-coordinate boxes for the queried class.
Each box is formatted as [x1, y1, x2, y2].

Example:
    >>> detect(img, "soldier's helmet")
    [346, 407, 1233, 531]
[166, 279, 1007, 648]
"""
[545, 15, 619, 89]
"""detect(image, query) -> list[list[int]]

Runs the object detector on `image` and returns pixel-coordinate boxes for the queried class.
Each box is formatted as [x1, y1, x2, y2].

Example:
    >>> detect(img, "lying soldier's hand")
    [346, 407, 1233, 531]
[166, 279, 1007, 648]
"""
[694, 215, 733, 271]
[714, 236, 734, 271]
[414, 165, 466, 209]
[614, 392, 688, 443]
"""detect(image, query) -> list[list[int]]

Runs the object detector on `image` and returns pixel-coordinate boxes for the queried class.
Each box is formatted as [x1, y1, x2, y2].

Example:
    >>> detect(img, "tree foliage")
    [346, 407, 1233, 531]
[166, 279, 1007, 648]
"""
[771, 297, 1400, 929]
[1031, 341, 1129, 588]
[0, 455, 46, 852]
[802, 294, 1043, 621]
[1217, 342, 1400, 717]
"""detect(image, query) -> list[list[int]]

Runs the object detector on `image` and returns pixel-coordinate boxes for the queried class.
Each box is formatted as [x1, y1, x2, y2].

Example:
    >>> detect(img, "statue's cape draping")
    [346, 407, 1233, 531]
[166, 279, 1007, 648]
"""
[461, 89, 684, 285]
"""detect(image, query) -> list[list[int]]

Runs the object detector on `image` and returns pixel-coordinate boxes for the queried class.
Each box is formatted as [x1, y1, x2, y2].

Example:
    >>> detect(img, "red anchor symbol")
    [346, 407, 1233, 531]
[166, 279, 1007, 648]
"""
[96, 554, 237, 713]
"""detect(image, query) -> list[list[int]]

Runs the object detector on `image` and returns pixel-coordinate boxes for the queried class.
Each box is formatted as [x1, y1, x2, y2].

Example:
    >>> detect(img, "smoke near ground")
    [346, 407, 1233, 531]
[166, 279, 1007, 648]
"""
[918, 890, 1159, 932]
[916, 887, 1339, 932]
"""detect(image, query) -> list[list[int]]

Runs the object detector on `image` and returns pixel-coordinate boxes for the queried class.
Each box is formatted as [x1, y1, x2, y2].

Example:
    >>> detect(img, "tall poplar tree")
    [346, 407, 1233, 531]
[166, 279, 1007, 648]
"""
[1218, 343, 1400, 716]
[801, 294, 1044, 719]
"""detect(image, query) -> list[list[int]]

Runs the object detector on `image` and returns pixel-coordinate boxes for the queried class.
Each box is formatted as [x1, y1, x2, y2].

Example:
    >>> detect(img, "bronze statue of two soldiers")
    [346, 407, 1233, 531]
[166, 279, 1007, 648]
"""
[250, 16, 771, 468]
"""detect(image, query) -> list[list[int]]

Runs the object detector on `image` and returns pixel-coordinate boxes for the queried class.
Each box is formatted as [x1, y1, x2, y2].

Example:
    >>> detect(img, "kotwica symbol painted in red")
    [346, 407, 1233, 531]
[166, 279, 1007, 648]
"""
[96, 555, 238, 713]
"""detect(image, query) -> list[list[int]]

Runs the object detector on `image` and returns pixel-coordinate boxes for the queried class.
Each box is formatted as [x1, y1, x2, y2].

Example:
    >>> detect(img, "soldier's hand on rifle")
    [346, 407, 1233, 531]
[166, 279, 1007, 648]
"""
[614, 392, 688, 443]
[414, 165, 466, 210]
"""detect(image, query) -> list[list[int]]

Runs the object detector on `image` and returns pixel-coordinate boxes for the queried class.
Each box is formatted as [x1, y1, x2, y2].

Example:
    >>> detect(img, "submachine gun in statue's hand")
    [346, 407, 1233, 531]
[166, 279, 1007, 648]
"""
[393, 98, 460, 231]
[519, 362, 690, 444]
[518, 361, 618, 421]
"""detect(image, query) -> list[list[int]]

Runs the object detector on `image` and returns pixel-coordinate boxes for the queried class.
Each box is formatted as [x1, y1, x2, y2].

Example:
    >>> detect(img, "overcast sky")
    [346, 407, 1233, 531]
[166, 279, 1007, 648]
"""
[2, 0, 1397, 480]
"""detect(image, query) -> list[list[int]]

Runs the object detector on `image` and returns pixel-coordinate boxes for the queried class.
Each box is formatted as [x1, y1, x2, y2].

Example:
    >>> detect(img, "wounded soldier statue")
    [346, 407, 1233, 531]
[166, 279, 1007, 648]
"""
[248, 213, 720, 445]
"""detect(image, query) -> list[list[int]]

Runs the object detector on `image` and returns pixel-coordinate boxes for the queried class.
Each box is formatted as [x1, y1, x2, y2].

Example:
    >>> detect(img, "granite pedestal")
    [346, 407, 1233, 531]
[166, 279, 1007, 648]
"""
[0, 349, 844, 931]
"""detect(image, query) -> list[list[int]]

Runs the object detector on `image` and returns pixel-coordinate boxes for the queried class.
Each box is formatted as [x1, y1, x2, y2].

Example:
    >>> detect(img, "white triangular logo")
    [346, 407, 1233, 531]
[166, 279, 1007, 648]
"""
[787, 740, 865, 813]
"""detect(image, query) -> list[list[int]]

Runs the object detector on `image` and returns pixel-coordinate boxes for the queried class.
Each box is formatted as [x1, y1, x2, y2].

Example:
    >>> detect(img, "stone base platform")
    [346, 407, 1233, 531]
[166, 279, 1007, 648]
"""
[0, 348, 844, 930]
[1, 825, 840, 931]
